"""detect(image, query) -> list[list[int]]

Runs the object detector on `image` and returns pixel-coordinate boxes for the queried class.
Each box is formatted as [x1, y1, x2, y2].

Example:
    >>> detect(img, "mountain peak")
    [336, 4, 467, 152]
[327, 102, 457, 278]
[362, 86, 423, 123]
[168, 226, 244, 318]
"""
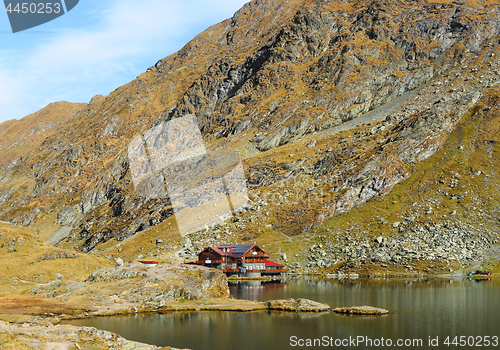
[0, 101, 85, 169]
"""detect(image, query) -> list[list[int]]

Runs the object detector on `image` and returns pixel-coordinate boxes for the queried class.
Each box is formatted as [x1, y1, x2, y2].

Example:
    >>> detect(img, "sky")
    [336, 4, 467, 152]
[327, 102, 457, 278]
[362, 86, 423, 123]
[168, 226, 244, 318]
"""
[0, 0, 250, 123]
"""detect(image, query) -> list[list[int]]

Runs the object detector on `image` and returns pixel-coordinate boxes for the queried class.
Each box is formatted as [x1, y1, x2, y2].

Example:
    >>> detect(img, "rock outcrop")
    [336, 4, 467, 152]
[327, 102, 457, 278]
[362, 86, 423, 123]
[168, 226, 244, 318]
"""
[334, 306, 389, 315]
[26, 263, 230, 313]
[265, 298, 331, 312]
[0, 321, 180, 350]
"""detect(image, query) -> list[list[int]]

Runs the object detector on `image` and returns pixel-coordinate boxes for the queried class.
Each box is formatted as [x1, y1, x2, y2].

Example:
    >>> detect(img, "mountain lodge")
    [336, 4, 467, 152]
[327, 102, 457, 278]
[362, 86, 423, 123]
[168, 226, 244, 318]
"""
[195, 244, 288, 276]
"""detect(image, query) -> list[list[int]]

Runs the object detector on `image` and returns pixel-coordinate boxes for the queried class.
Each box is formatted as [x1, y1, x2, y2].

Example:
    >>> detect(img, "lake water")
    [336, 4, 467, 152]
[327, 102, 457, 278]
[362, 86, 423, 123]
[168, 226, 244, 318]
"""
[66, 277, 500, 349]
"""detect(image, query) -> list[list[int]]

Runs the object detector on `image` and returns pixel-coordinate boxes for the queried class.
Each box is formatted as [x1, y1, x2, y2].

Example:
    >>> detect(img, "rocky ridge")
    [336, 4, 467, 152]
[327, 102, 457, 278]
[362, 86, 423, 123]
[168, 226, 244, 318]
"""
[0, 102, 85, 169]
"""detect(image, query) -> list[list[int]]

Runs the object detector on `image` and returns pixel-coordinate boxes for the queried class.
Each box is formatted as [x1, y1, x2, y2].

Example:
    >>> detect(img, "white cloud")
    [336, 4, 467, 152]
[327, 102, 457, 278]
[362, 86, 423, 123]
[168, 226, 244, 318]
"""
[0, 0, 249, 123]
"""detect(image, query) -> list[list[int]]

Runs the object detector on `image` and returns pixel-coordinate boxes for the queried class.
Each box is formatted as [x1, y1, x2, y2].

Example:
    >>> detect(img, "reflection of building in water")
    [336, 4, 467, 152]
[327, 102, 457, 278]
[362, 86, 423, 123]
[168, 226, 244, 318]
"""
[193, 244, 288, 277]
[230, 280, 288, 301]
[235, 282, 265, 300]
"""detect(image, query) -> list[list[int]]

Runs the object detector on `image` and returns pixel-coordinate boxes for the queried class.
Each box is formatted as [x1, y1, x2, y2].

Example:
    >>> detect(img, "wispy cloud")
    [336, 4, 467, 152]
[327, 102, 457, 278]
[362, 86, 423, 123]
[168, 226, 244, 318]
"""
[0, 0, 249, 123]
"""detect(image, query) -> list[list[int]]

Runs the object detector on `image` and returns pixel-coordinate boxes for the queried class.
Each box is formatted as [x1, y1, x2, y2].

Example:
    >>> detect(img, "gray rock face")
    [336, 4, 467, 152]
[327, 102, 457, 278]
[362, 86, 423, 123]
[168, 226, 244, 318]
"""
[102, 116, 122, 137]
[170, 0, 500, 152]
[46, 226, 74, 245]
[57, 205, 83, 227]
[0, 189, 11, 206]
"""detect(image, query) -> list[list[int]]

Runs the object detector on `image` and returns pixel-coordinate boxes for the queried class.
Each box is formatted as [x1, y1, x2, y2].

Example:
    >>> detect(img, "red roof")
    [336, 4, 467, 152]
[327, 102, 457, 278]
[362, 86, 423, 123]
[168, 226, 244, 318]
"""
[264, 259, 284, 267]
[138, 261, 158, 265]
[201, 244, 269, 259]
[208, 246, 225, 256]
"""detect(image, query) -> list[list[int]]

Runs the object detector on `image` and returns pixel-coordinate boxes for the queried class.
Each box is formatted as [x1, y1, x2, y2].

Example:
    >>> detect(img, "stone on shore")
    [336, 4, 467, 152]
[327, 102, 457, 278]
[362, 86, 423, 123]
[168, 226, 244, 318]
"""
[334, 306, 389, 315]
[265, 298, 330, 312]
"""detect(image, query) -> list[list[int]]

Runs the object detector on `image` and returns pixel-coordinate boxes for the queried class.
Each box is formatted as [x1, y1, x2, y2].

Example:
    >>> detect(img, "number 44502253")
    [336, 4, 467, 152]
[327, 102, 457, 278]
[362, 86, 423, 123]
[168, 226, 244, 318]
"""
[5, 2, 62, 14]
[444, 336, 499, 347]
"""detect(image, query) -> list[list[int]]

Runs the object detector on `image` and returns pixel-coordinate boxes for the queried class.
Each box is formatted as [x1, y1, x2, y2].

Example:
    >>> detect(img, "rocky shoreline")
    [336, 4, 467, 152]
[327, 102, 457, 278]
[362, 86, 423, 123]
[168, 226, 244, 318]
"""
[0, 262, 331, 349]
[0, 296, 330, 349]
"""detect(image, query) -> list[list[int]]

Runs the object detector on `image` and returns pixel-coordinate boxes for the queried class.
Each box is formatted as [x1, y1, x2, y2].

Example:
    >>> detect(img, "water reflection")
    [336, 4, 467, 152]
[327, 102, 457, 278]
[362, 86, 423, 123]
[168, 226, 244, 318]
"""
[67, 278, 500, 350]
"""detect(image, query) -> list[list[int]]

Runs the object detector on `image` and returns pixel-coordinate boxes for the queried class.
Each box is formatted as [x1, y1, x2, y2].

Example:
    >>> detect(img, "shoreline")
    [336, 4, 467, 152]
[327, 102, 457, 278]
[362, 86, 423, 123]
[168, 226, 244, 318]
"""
[0, 296, 330, 349]
[2, 272, 497, 320]
[1, 273, 494, 324]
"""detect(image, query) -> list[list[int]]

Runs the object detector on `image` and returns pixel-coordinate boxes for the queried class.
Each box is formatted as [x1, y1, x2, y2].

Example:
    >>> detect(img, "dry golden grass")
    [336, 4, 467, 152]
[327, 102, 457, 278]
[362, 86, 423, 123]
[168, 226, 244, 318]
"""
[0, 223, 112, 294]
[0, 333, 31, 349]
[0, 295, 82, 317]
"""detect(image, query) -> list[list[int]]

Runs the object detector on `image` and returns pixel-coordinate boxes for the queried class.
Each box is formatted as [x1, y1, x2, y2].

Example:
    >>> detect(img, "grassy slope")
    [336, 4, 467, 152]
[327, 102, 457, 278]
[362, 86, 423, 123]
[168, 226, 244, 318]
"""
[0, 222, 112, 295]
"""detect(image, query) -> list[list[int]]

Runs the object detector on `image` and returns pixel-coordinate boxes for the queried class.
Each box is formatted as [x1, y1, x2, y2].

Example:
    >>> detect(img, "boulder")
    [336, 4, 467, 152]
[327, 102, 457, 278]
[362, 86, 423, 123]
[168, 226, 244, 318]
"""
[265, 298, 330, 312]
[334, 306, 389, 315]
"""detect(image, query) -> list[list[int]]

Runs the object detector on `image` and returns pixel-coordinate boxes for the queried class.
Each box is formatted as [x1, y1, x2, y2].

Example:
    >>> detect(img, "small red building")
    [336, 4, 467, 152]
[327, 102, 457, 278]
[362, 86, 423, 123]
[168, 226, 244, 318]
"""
[195, 244, 287, 276]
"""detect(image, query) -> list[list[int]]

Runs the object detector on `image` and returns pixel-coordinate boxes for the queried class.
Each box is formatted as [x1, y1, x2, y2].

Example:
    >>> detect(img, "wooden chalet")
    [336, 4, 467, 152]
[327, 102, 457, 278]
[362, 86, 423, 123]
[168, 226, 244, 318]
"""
[195, 244, 288, 276]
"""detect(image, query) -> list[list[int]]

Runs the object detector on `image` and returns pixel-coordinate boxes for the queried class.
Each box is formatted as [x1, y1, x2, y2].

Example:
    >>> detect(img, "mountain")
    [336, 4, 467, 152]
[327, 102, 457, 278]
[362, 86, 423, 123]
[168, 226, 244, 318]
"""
[0, 102, 85, 169]
[0, 0, 499, 275]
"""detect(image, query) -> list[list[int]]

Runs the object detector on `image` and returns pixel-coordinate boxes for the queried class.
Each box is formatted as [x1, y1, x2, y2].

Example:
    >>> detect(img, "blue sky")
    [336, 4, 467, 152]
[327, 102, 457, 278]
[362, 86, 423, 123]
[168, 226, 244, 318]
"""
[0, 0, 249, 123]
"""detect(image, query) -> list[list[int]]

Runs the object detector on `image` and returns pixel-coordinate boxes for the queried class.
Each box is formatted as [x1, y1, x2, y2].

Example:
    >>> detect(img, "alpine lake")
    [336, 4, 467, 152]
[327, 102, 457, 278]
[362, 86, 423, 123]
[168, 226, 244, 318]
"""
[64, 276, 500, 349]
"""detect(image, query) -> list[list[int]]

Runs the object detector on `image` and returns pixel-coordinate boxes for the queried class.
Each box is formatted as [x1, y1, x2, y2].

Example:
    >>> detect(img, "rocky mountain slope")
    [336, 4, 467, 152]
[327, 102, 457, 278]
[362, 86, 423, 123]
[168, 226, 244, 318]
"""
[0, 0, 499, 274]
[0, 102, 85, 169]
